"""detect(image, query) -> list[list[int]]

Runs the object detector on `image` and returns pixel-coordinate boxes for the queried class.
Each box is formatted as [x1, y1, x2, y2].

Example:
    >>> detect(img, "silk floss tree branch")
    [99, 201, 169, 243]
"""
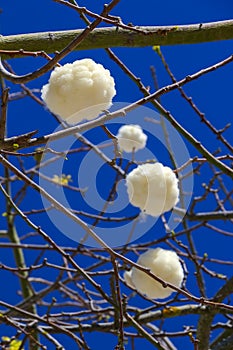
[0, 0, 121, 83]
[1, 20, 233, 59]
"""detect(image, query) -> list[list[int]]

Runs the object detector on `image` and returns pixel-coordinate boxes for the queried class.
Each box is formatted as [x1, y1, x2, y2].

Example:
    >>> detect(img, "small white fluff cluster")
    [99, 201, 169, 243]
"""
[126, 162, 179, 217]
[124, 248, 184, 299]
[41, 58, 116, 124]
[116, 124, 147, 153]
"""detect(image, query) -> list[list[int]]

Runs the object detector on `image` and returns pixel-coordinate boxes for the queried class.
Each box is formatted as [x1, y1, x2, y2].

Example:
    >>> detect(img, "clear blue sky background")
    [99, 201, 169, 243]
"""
[0, 1, 233, 349]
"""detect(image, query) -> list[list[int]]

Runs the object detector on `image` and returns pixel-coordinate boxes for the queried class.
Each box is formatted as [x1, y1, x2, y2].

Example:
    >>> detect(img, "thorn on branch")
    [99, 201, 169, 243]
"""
[1, 130, 38, 151]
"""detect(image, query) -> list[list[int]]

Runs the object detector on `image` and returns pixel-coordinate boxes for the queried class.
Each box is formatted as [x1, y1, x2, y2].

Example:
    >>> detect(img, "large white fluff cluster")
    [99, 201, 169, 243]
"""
[124, 248, 184, 299]
[116, 124, 147, 153]
[126, 162, 179, 217]
[41, 58, 116, 124]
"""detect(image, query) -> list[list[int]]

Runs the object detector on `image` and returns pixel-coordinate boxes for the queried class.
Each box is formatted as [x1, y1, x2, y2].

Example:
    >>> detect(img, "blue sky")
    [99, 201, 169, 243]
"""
[0, 1, 233, 349]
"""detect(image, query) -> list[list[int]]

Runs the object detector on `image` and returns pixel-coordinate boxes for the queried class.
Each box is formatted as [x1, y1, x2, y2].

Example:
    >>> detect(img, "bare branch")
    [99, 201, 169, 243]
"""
[1, 20, 233, 59]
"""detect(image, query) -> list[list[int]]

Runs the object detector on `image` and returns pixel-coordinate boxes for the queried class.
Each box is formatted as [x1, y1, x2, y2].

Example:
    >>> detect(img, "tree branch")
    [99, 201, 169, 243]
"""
[196, 277, 233, 350]
[3, 304, 232, 334]
[0, 0, 121, 83]
[187, 210, 233, 221]
[0, 20, 233, 59]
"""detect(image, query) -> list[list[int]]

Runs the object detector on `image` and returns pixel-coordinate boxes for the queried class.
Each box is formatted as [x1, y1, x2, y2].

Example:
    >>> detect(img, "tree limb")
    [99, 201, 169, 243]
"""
[187, 210, 233, 221]
[0, 20, 233, 59]
[196, 277, 233, 350]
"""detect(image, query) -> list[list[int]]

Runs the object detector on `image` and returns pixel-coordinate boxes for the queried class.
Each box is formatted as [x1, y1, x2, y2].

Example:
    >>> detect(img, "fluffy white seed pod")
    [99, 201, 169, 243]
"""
[124, 248, 184, 299]
[41, 58, 116, 124]
[116, 124, 147, 153]
[126, 162, 179, 217]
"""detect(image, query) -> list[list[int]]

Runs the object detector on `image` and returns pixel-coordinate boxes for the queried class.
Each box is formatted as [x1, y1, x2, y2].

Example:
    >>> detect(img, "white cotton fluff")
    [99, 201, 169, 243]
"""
[126, 162, 179, 217]
[116, 124, 147, 153]
[41, 58, 116, 124]
[124, 248, 184, 299]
